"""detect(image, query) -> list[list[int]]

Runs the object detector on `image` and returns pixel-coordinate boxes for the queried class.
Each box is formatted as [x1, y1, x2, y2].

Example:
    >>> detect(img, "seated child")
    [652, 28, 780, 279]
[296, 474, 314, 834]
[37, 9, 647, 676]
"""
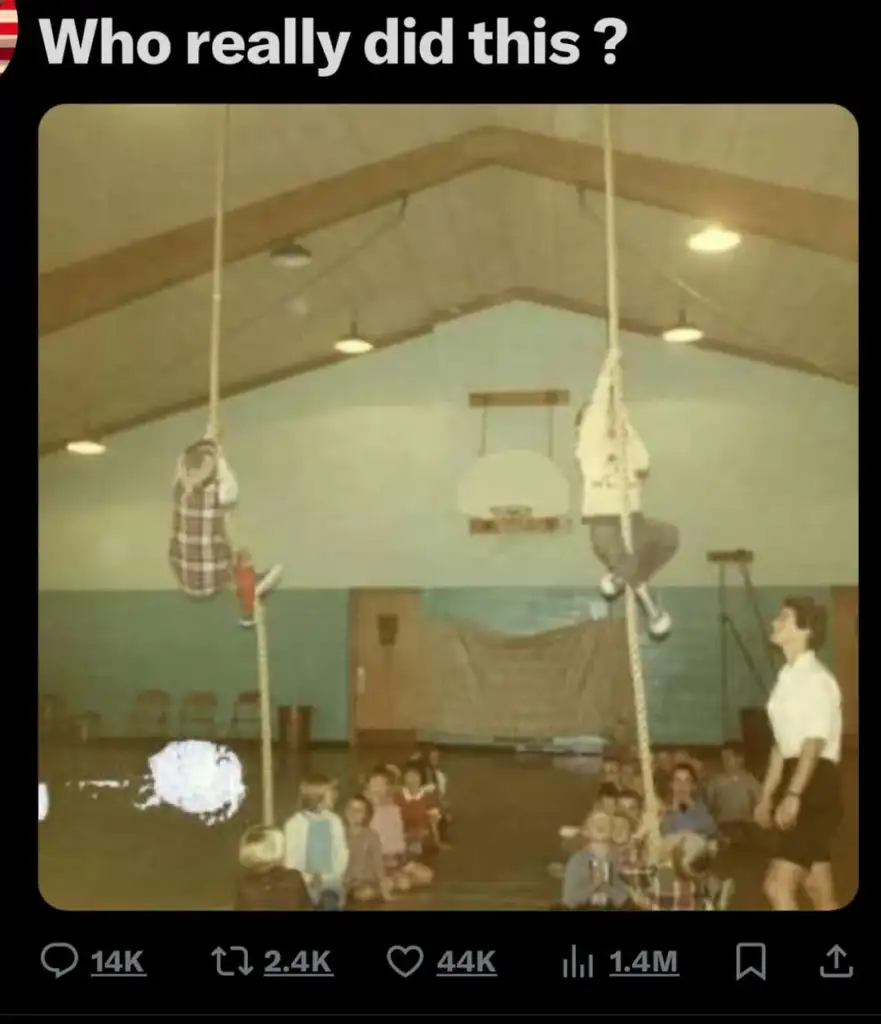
[705, 743, 762, 848]
[234, 549, 283, 629]
[366, 768, 432, 889]
[408, 746, 452, 844]
[558, 809, 629, 910]
[283, 775, 349, 910]
[622, 829, 734, 911]
[234, 825, 310, 911]
[604, 716, 635, 762]
[661, 763, 717, 838]
[596, 781, 621, 816]
[652, 749, 675, 800]
[610, 812, 642, 909]
[616, 787, 644, 827]
[399, 762, 442, 862]
[599, 756, 622, 791]
[344, 795, 394, 903]
[618, 760, 644, 796]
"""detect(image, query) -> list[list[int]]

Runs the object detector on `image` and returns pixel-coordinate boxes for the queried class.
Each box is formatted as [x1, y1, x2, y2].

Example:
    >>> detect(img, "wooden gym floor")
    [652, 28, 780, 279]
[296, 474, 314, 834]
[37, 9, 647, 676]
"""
[38, 743, 858, 912]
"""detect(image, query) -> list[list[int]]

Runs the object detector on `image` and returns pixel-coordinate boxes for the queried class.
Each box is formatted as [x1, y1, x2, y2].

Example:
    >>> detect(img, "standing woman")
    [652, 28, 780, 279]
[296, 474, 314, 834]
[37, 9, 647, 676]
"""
[756, 597, 843, 910]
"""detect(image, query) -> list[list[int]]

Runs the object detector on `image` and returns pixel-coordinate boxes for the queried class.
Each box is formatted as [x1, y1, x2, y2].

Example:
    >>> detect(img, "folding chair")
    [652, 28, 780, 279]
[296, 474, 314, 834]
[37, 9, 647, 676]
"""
[229, 690, 261, 738]
[179, 691, 218, 737]
[129, 689, 172, 738]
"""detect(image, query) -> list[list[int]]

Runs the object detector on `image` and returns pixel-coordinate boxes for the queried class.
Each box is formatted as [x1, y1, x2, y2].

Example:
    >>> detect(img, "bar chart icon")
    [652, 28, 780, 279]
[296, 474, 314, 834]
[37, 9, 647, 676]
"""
[562, 946, 592, 979]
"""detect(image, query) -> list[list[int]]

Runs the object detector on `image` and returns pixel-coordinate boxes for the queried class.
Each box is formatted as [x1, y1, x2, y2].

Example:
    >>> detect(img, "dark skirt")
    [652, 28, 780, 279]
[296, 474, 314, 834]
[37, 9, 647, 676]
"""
[772, 758, 842, 868]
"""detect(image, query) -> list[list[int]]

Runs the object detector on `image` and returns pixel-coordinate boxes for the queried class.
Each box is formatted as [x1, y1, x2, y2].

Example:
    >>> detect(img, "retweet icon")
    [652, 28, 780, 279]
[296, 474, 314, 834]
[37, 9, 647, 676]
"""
[0, 0, 17, 76]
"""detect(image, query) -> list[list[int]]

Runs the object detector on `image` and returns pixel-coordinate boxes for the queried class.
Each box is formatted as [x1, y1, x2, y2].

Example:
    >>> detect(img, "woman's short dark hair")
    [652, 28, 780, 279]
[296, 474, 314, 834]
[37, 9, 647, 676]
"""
[783, 596, 827, 649]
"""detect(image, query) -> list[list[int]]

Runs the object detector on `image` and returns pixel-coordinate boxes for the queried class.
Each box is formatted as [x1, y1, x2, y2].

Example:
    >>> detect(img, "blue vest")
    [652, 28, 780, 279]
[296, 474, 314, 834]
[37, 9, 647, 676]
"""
[304, 813, 334, 874]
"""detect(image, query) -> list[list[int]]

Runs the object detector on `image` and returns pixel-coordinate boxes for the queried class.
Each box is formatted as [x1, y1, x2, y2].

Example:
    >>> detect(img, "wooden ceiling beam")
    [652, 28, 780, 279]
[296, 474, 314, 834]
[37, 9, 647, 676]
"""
[38, 129, 495, 336]
[489, 128, 857, 263]
[40, 126, 858, 336]
[38, 288, 853, 456]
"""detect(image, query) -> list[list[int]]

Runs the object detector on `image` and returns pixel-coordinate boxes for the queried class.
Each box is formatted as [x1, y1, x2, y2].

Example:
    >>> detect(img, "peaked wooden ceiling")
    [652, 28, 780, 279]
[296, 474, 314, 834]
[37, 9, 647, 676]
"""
[39, 104, 858, 452]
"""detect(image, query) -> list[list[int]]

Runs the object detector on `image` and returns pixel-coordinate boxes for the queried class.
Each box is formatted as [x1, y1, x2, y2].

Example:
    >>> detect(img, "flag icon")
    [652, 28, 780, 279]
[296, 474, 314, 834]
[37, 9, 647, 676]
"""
[0, 0, 17, 76]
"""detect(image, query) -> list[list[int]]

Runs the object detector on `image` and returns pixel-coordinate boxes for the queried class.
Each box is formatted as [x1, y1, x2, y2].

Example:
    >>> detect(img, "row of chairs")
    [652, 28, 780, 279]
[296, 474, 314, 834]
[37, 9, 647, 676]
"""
[130, 689, 263, 738]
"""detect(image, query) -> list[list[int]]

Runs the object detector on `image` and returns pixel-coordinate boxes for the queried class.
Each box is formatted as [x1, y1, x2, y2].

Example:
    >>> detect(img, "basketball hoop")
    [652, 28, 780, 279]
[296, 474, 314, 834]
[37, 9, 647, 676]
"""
[489, 504, 533, 533]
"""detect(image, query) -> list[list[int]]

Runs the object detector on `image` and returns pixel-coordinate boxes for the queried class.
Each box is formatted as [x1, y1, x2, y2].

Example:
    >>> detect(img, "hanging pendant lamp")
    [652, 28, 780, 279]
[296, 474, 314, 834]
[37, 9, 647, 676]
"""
[334, 320, 373, 355]
[662, 309, 704, 344]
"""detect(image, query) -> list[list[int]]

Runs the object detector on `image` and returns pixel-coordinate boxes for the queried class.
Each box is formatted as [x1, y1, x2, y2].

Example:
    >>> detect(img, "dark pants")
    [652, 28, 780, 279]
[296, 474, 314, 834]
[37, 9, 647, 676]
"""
[589, 513, 679, 588]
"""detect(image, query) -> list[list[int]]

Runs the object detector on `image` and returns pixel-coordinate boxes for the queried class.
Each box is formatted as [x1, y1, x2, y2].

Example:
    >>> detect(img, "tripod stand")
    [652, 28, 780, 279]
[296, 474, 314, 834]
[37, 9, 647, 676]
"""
[707, 549, 777, 745]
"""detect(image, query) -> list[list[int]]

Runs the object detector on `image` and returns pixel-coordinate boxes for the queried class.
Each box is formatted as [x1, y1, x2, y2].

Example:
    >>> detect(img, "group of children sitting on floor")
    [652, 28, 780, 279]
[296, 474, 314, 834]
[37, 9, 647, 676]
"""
[234, 746, 450, 911]
[553, 742, 761, 911]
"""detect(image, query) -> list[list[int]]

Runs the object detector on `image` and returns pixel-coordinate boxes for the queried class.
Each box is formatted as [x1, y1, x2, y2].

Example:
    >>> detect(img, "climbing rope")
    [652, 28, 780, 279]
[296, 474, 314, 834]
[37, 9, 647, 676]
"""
[205, 104, 275, 827]
[599, 105, 660, 859]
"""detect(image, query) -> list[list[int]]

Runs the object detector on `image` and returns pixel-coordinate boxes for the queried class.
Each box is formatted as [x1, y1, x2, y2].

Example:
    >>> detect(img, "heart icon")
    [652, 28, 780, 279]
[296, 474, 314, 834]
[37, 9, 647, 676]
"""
[386, 945, 425, 978]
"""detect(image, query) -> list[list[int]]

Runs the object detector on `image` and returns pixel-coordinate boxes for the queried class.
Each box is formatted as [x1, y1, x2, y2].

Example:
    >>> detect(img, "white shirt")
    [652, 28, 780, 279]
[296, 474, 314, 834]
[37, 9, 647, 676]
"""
[766, 651, 842, 763]
[576, 349, 650, 518]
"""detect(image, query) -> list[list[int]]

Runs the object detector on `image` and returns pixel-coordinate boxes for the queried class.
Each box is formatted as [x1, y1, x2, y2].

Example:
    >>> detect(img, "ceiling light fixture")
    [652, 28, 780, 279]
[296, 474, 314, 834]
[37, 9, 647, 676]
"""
[687, 224, 741, 254]
[269, 240, 313, 269]
[662, 310, 704, 344]
[334, 322, 373, 355]
[66, 438, 107, 455]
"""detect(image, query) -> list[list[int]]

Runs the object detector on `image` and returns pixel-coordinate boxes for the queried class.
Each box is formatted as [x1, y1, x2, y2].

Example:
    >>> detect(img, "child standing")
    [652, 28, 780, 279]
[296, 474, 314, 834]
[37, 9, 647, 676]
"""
[344, 795, 393, 903]
[234, 825, 310, 911]
[283, 776, 349, 910]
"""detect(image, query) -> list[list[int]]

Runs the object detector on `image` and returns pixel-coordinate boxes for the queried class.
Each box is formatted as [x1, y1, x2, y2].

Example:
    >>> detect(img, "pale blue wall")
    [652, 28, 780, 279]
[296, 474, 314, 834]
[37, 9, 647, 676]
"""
[38, 302, 858, 742]
[39, 301, 858, 590]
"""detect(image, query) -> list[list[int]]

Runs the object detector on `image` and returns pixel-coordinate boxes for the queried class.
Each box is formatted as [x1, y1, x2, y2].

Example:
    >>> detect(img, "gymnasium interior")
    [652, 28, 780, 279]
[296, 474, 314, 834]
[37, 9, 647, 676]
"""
[38, 104, 858, 911]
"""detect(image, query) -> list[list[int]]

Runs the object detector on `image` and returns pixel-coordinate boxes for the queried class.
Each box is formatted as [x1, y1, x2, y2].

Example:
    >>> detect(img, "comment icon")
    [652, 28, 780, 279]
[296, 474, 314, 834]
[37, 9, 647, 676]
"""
[40, 943, 79, 979]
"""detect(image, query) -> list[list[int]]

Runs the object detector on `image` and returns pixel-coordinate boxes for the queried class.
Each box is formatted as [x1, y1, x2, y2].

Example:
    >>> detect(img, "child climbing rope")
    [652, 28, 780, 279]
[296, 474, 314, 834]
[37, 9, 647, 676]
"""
[169, 438, 281, 615]
[575, 346, 679, 640]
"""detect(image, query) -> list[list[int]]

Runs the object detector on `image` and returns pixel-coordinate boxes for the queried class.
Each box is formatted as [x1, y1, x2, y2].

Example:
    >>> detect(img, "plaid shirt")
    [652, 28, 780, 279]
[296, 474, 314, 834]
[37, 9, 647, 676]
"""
[619, 858, 715, 911]
[169, 476, 233, 597]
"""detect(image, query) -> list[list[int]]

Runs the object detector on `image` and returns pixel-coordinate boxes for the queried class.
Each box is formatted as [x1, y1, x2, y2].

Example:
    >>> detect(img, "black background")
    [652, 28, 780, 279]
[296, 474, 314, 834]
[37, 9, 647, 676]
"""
[8, 1, 864, 1016]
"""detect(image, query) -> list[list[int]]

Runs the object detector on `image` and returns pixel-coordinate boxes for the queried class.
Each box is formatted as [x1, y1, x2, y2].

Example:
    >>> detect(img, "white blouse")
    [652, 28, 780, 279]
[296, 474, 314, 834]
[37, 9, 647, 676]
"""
[766, 651, 842, 763]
